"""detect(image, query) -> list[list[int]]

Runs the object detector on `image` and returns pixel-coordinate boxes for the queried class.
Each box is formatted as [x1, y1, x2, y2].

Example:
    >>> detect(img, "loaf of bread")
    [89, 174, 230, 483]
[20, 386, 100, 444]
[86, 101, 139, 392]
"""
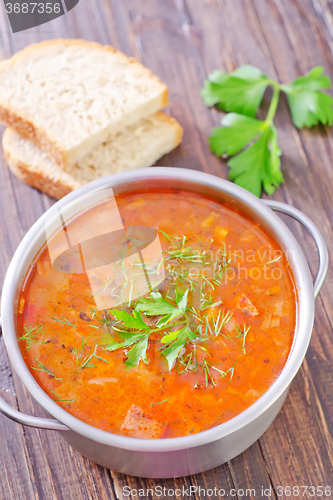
[0, 39, 168, 169]
[3, 112, 183, 199]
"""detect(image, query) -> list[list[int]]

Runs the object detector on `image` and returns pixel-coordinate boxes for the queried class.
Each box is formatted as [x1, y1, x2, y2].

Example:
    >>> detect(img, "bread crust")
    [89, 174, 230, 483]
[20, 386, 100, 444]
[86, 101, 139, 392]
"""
[2, 112, 183, 200]
[4, 149, 73, 199]
[0, 106, 64, 165]
[0, 38, 167, 91]
[0, 39, 169, 169]
[154, 112, 184, 146]
[3, 128, 77, 199]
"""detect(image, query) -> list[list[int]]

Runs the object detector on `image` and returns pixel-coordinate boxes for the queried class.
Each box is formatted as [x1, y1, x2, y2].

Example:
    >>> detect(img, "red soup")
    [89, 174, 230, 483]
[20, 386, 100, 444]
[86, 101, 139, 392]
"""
[18, 189, 296, 438]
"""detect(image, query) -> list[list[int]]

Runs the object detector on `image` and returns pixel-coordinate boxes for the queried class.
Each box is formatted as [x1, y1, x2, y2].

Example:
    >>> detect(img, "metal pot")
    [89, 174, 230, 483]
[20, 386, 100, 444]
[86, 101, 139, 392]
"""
[0, 168, 328, 478]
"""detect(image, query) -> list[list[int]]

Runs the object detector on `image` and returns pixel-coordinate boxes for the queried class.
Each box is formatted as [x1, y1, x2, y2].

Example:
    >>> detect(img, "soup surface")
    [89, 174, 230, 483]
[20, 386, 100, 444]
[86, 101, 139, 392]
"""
[18, 189, 296, 438]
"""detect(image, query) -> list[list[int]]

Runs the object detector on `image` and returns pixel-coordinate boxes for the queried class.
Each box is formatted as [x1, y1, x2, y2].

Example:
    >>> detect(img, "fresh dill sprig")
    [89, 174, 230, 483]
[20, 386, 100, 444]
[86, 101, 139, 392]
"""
[203, 359, 216, 387]
[212, 310, 233, 336]
[235, 324, 251, 354]
[150, 398, 173, 405]
[19, 324, 46, 350]
[80, 345, 109, 370]
[158, 228, 185, 243]
[56, 398, 79, 405]
[203, 359, 232, 387]
[50, 390, 61, 397]
[266, 255, 282, 265]
[86, 228, 239, 387]
[50, 316, 78, 328]
[177, 346, 199, 374]
[200, 295, 223, 311]
[50, 391, 79, 405]
[227, 361, 237, 384]
[31, 359, 64, 380]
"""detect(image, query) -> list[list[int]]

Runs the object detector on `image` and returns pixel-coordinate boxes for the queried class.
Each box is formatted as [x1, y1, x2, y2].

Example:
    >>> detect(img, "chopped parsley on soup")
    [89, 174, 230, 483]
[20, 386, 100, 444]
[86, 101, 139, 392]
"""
[18, 189, 296, 438]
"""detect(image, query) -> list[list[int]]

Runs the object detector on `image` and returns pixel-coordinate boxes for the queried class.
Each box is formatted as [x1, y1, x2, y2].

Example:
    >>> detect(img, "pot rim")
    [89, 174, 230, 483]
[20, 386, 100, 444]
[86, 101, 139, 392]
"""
[1, 167, 315, 452]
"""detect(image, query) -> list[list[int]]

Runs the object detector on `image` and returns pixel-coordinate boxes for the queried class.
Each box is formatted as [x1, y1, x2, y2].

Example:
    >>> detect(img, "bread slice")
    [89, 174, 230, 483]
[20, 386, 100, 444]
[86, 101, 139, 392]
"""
[3, 112, 183, 200]
[0, 39, 168, 169]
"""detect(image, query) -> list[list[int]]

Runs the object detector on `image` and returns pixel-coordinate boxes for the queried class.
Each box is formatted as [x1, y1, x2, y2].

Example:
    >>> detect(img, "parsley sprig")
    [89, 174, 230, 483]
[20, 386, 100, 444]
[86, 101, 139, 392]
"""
[136, 290, 188, 327]
[104, 310, 153, 368]
[105, 289, 197, 369]
[101, 231, 234, 375]
[161, 326, 198, 371]
[202, 65, 333, 197]
[90, 230, 241, 388]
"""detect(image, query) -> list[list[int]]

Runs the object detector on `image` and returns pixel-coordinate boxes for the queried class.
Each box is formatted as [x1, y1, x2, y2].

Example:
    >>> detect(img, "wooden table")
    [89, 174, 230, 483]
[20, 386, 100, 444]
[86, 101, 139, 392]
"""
[1, 1, 333, 499]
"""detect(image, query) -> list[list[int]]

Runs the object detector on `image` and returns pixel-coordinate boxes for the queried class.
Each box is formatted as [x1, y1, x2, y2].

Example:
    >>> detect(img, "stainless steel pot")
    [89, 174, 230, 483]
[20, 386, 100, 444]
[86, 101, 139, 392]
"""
[0, 168, 328, 478]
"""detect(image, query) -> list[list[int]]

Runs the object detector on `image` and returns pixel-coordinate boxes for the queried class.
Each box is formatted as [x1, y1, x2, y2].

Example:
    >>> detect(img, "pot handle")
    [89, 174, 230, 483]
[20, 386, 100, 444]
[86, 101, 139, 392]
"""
[0, 318, 69, 431]
[263, 200, 329, 298]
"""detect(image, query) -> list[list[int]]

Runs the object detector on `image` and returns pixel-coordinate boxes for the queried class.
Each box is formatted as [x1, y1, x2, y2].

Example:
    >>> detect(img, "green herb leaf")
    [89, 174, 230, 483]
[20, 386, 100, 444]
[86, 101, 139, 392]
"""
[104, 330, 151, 368]
[135, 291, 184, 327]
[201, 65, 272, 117]
[155, 313, 176, 328]
[136, 292, 178, 316]
[104, 331, 148, 352]
[175, 289, 189, 314]
[227, 124, 283, 197]
[111, 309, 150, 331]
[209, 113, 264, 156]
[202, 64, 333, 197]
[283, 66, 333, 128]
[125, 335, 150, 368]
[161, 326, 198, 371]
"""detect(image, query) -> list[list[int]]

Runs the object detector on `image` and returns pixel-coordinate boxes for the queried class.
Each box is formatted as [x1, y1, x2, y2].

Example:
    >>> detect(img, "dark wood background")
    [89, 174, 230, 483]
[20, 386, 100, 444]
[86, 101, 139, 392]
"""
[1, 0, 333, 499]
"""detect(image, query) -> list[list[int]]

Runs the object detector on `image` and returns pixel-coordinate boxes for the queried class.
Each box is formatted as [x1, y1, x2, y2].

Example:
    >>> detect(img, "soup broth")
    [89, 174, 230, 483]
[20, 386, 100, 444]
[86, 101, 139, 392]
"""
[18, 189, 296, 438]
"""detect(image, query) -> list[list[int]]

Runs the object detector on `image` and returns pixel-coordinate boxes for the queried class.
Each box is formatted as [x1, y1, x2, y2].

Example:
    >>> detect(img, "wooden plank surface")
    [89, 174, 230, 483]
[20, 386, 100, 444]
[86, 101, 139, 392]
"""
[0, 0, 333, 498]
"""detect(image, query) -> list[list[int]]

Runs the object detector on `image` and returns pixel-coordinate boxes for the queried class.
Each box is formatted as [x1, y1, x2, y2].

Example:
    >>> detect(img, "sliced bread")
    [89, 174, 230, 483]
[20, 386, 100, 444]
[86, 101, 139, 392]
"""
[0, 39, 168, 169]
[3, 112, 183, 200]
